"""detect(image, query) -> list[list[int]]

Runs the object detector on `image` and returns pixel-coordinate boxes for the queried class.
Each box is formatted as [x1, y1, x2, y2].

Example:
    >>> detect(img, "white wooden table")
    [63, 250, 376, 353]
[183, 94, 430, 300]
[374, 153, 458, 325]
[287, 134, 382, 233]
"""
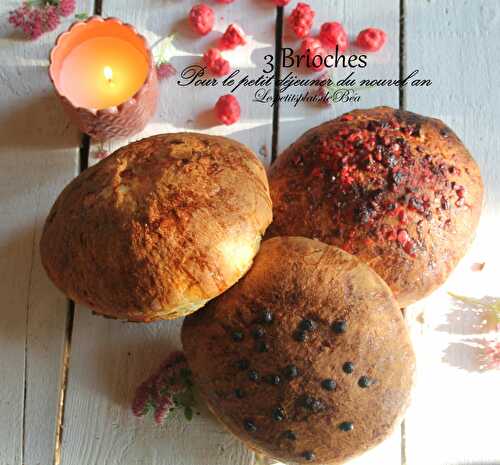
[1, 1, 499, 464]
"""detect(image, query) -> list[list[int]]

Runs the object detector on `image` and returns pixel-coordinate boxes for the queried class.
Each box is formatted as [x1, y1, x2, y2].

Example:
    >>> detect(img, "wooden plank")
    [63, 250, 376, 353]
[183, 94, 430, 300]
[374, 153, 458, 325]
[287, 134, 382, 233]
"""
[274, 2, 402, 465]
[0, 1, 93, 464]
[59, 1, 276, 464]
[403, 1, 500, 464]
[277, 0, 400, 153]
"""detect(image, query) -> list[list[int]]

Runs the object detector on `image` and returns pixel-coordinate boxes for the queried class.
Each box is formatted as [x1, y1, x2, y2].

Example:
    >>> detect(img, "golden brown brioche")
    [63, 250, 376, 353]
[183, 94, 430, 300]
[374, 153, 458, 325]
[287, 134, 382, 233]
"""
[182, 237, 415, 464]
[40, 133, 272, 322]
[268, 107, 483, 307]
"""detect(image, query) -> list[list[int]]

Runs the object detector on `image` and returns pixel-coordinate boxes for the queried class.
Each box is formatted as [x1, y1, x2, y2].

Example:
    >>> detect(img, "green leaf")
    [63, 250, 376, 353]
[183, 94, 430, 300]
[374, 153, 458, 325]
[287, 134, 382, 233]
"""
[75, 13, 89, 20]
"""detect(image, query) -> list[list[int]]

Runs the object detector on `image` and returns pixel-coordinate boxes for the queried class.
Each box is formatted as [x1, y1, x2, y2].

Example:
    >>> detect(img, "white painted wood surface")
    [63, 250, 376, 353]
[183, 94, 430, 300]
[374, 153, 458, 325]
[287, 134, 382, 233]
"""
[0, 2, 92, 465]
[59, 1, 275, 464]
[1, 1, 499, 465]
[403, 1, 500, 464]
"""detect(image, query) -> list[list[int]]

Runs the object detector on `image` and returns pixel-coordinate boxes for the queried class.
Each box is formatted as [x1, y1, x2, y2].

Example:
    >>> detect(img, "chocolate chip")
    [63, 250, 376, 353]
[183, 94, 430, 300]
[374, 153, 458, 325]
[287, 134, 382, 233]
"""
[339, 421, 354, 432]
[248, 370, 259, 382]
[299, 319, 316, 332]
[235, 388, 245, 399]
[284, 364, 299, 379]
[331, 320, 347, 334]
[294, 330, 308, 342]
[261, 309, 274, 324]
[272, 406, 286, 422]
[343, 362, 354, 374]
[244, 419, 257, 432]
[256, 341, 269, 353]
[302, 451, 315, 461]
[358, 376, 374, 388]
[321, 379, 336, 391]
[252, 327, 266, 339]
[236, 359, 249, 370]
[284, 430, 296, 441]
[266, 374, 281, 385]
[232, 331, 244, 342]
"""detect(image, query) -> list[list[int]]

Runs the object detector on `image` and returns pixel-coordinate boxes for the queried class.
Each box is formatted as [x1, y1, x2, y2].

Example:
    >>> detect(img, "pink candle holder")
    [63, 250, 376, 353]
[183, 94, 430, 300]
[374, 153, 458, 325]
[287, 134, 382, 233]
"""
[49, 16, 159, 141]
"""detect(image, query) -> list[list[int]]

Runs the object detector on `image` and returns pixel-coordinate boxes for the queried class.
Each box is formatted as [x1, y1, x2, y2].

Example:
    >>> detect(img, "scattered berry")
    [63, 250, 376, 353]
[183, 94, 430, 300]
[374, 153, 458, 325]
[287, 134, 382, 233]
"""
[299, 319, 316, 331]
[189, 4, 215, 36]
[248, 370, 260, 381]
[331, 320, 347, 334]
[293, 329, 308, 342]
[214, 94, 241, 125]
[156, 63, 176, 81]
[358, 376, 374, 388]
[232, 330, 244, 342]
[272, 406, 286, 421]
[261, 309, 274, 324]
[288, 2, 315, 39]
[356, 27, 387, 52]
[339, 421, 354, 432]
[266, 374, 281, 385]
[256, 341, 269, 353]
[300, 37, 326, 71]
[252, 326, 266, 339]
[303, 451, 316, 461]
[203, 48, 230, 77]
[284, 364, 299, 379]
[321, 379, 336, 391]
[244, 418, 257, 432]
[219, 24, 246, 50]
[319, 22, 349, 52]
[343, 362, 355, 374]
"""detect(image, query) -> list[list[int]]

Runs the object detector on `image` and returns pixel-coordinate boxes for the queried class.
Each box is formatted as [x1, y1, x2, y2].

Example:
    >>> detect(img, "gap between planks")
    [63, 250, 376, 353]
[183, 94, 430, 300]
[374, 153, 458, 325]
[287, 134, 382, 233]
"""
[53, 0, 101, 461]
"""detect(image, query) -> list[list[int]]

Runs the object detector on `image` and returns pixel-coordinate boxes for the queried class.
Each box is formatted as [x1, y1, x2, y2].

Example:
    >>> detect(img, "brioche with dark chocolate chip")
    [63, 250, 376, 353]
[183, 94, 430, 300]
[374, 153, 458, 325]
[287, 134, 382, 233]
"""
[268, 107, 483, 307]
[182, 237, 415, 464]
[40, 133, 272, 322]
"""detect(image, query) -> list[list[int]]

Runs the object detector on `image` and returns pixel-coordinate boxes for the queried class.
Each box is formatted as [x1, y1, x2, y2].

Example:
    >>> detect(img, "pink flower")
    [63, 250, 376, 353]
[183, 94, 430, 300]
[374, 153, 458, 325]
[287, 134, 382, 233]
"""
[44, 6, 60, 32]
[58, 0, 76, 17]
[156, 63, 176, 81]
[480, 341, 500, 371]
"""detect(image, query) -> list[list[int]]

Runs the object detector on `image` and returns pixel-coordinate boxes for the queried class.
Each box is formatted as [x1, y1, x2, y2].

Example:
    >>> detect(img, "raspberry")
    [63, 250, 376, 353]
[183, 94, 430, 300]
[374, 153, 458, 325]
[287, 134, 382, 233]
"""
[189, 4, 215, 36]
[356, 28, 387, 52]
[156, 63, 176, 80]
[288, 3, 315, 39]
[203, 48, 231, 77]
[319, 22, 349, 52]
[215, 94, 241, 125]
[300, 37, 326, 71]
[272, 0, 292, 5]
[219, 24, 246, 50]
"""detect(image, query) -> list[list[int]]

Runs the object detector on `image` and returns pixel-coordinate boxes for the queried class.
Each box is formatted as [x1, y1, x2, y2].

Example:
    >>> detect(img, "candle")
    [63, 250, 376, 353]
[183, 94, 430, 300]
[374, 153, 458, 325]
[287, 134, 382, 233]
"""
[49, 17, 158, 141]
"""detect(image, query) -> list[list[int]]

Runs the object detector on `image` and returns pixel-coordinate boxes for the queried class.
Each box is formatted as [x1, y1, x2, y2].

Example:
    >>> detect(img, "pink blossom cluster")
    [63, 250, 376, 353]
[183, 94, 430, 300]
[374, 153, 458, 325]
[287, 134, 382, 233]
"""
[480, 341, 500, 371]
[8, 0, 76, 40]
[132, 351, 192, 424]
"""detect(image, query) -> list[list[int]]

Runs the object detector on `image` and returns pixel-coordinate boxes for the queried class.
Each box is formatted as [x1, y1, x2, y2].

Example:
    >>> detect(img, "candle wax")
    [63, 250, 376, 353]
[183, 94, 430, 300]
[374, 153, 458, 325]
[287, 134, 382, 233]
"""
[58, 37, 149, 110]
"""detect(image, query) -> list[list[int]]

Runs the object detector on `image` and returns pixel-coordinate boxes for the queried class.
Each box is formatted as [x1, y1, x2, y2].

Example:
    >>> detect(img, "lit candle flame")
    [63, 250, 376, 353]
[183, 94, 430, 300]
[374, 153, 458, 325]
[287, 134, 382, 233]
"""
[103, 66, 113, 83]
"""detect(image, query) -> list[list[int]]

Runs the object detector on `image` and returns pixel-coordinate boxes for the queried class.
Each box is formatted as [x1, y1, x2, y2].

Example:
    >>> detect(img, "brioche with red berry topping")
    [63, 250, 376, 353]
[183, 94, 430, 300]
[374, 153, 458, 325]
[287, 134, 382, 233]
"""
[182, 236, 415, 464]
[40, 133, 272, 322]
[267, 107, 483, 307]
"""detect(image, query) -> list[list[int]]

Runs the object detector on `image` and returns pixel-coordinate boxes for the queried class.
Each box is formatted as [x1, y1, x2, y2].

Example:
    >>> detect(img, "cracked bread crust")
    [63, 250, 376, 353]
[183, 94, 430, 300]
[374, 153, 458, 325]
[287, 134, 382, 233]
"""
[40, 133, 272, 322]
[182, 237, 415, 464]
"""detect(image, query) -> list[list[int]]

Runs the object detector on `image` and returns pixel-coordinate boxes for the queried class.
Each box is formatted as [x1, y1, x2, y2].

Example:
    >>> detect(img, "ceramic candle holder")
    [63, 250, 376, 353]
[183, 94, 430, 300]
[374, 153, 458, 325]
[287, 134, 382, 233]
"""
[49, 16, 158, 141]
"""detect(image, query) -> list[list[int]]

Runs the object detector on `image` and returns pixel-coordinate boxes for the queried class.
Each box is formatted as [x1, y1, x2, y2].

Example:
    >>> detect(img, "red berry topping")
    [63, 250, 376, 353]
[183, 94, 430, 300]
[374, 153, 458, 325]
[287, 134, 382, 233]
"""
[356, 27, 387, 52]
[203, 48, 231, 76]
[288, 2, 315, 38]
[300, 37, 326, 71]
[219, 24, 246, 50]
[189, 4, 215, 36]
[215, 94, 241, 125]
[319, 22, 349, 52]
